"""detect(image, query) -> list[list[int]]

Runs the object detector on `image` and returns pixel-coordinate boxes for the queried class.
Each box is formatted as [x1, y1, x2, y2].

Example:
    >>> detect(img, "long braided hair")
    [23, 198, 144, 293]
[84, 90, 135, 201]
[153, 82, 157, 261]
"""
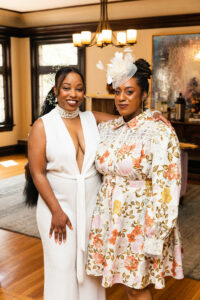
[24, 66, 85, 207]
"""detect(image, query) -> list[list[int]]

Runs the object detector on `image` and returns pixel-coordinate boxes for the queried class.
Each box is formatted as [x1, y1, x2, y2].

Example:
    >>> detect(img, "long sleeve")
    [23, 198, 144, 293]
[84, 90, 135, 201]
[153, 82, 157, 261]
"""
[144, 124, 181, 256]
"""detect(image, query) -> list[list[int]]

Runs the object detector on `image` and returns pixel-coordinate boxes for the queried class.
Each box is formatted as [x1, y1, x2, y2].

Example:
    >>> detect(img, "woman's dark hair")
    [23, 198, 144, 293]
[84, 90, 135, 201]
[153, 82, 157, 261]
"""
[40, 66, 86, 116]
[134, 59, 152, 93]
[24, 66, 85, 207]
[133, 59, 152, 108]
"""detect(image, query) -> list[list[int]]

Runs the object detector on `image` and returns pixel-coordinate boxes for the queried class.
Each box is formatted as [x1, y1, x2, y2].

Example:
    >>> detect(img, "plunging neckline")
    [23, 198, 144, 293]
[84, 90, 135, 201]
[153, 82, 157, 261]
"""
[57, 111, 87, 174]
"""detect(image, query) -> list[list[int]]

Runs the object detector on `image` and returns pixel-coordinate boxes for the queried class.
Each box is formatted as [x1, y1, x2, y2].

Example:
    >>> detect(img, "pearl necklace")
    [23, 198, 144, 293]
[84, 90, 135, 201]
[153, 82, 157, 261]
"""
[56, 105, 79, 119]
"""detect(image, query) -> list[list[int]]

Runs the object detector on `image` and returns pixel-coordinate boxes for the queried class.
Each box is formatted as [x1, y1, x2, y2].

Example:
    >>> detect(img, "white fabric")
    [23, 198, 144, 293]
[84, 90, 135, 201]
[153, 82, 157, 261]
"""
[37, 108, 105, 300]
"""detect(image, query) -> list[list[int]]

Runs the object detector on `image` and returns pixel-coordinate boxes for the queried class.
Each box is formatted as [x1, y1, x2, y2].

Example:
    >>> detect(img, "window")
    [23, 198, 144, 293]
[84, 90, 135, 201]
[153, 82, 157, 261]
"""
[0, 37, 13, 132]
[31, 38, 85, 122]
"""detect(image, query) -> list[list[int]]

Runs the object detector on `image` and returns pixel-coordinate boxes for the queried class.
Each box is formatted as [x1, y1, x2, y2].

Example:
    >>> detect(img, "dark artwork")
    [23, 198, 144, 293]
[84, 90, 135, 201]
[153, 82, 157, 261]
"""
[152, 33, 200, 112]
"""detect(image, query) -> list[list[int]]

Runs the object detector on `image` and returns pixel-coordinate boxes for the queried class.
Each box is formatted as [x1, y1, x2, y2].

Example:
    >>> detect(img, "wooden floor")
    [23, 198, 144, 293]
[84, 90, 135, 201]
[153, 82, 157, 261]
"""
[0, 154, 27, 179]
[0, 154, 200, 300]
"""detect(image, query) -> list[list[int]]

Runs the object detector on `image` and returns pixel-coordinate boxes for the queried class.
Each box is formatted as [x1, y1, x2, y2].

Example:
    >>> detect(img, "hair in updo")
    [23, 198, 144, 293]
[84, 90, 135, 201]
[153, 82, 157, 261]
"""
[133, 59, 152, 94]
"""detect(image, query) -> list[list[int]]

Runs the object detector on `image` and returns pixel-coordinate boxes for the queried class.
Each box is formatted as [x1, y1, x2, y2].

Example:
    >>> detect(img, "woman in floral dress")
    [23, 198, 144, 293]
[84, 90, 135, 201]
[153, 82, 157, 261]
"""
[86, 54, 183, 299]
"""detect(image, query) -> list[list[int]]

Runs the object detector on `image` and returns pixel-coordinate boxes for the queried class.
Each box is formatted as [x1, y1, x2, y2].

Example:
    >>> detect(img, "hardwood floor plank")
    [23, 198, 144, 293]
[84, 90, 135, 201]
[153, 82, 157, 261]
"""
[0, 230, 43, 299]
[0, 288, 33, 300]
[0, 154, 27, 179]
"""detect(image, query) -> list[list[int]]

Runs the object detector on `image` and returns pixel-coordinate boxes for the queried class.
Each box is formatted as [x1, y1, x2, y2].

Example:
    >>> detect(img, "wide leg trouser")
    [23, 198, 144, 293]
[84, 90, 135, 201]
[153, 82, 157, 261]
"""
[36, 174, 105, 300]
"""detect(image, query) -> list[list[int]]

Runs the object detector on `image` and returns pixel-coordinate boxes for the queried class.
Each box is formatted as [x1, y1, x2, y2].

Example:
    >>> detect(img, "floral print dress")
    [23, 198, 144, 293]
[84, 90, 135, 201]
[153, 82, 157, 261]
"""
[86, 111, 183, 289]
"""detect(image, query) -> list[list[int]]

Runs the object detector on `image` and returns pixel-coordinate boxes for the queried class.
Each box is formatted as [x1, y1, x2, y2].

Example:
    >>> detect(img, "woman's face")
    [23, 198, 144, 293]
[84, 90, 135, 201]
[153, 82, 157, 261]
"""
[54, 72, 84, 111]
[115, 77, 147, 122]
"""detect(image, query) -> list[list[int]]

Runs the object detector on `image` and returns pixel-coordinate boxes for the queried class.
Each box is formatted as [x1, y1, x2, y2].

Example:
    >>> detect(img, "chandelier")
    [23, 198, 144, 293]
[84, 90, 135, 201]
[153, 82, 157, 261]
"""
[72, 0, 137, 48]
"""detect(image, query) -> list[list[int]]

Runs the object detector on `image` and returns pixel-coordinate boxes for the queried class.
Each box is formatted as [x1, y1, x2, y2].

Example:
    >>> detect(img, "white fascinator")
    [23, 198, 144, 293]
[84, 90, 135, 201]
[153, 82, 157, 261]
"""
[96, 49, 137, 89]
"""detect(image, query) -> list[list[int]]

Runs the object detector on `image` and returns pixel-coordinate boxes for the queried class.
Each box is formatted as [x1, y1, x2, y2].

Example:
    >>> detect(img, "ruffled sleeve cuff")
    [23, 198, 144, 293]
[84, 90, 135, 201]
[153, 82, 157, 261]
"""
[144, 237, 164, 256]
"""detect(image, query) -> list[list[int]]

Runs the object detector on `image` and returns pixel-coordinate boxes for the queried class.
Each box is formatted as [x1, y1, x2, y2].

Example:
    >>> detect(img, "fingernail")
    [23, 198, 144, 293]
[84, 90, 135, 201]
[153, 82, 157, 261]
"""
[49, 234, 51, 238]
[63, 239, 66, 243]
[59, 241, 61, 245]
[55, 239, 57, 243]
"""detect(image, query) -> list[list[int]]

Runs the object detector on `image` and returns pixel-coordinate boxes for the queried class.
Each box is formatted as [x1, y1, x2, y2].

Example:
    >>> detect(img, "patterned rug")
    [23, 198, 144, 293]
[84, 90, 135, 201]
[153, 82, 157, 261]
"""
[0, 174, 199, 280]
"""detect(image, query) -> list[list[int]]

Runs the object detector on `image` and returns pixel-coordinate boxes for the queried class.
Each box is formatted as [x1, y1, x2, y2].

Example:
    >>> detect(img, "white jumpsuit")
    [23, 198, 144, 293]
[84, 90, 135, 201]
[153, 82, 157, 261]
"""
[36, 108, 106, 300]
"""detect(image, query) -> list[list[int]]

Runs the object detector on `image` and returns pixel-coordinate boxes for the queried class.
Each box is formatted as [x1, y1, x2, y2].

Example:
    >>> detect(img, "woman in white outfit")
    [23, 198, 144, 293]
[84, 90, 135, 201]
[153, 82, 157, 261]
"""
[27, 67, 111, 300]
[26, 66, 167, 300]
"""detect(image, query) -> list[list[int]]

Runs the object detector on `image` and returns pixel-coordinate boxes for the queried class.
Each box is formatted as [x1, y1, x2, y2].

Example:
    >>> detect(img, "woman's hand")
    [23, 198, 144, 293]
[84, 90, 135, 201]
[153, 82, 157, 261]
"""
[49, 209, 73, 244]
[153, 111, 172, 128]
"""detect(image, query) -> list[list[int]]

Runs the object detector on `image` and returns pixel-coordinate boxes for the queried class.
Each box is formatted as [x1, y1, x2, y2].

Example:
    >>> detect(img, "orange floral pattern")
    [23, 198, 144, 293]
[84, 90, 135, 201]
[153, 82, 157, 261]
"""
[109, 229, 119, 245]
[86, 111, 183, 289]
[145, 211, 154, 228]
[166, 163, 180, 180]
[124, 256, 138, 270]
[99, 150, 110, 164]
[119, 143, 136, 155]
[127, 226, 142, 242]
[93, 236, 103, 248]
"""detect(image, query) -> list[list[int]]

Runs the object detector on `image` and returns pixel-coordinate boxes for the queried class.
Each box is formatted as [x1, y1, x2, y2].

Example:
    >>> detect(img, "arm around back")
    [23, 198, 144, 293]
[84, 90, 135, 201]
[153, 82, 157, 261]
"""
[92, 111, 117, 124]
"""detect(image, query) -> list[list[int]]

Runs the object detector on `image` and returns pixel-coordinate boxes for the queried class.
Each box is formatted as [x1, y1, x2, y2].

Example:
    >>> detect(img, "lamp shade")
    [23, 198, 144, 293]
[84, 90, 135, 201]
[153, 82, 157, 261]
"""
[97, 33, 103, 47]
[72, 34, 82, 47]
[102, 29, 112, 44]
[81, 31, 92, 45]
[126, 29, 137, 44]
[117, 32, 126, 45]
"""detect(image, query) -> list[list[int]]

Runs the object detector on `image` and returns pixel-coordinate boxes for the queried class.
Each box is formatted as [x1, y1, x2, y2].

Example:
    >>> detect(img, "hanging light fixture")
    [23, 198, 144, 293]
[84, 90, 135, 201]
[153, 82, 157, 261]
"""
[73, 0, 137, 48]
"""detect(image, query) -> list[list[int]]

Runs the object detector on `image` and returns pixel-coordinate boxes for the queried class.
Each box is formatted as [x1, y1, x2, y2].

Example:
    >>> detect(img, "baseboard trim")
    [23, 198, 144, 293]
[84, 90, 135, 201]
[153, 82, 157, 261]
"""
[0, 144, 26, 156]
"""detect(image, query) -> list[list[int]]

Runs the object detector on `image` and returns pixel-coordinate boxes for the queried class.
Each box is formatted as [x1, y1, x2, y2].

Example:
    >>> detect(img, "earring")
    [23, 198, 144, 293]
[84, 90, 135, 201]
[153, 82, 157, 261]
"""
[141, 100, 144, 112]
[83, 95, 88, 102]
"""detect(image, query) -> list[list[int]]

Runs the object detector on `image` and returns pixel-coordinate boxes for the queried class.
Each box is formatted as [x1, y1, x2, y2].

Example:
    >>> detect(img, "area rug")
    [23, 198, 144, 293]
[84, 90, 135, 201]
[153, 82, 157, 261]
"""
[0, 174, 200, 280]
[0, 174, 40, 238]
[178, 184, 200, 281]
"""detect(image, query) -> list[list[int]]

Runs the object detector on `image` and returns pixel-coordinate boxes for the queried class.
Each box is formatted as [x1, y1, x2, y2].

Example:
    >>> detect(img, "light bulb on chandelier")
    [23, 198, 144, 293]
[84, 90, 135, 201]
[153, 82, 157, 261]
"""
[72, 0, 137, 48]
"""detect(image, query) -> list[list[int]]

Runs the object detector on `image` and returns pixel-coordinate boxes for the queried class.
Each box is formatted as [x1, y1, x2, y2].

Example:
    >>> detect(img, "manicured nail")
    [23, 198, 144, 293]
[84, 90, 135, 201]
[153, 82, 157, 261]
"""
[59, 241, 61, 245]
[49, 234, 51, 238]
[55, 239, 57, 243]
[63, 239, 66, 243]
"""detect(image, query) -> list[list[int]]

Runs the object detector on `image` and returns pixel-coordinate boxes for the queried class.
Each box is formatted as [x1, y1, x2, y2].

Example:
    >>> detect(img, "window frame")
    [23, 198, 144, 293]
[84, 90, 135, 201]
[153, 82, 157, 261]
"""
[30, 36, 85, 123]
[0, 37, 13, 132]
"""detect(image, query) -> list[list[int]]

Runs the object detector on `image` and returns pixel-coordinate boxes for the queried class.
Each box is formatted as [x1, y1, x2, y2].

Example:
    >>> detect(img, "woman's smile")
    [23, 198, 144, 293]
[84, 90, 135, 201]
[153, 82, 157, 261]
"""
[66, 100, 79, 107]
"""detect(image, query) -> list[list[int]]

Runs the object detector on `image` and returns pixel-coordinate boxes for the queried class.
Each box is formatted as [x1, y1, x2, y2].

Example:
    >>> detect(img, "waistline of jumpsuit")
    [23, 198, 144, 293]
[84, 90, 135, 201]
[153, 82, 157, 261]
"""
[48, 168, 98, 284]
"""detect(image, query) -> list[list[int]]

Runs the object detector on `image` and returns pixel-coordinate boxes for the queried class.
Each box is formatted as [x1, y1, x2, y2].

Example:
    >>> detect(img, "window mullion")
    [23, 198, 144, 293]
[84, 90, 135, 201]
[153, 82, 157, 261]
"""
[0, 37, 13, 131]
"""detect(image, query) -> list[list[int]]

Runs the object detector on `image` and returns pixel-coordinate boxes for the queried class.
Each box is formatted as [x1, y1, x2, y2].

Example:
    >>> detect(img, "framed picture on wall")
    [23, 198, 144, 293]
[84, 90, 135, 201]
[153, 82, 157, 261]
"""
[151, 33, 200, 110]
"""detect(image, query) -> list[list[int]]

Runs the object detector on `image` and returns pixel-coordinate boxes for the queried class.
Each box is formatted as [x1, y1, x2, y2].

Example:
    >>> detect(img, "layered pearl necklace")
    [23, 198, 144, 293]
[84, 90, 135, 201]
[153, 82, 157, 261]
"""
[56, 104, 79, 119]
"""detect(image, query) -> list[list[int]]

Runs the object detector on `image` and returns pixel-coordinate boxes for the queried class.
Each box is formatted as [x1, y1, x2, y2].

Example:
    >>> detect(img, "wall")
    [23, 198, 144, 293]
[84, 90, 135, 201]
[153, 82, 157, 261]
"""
[0, 38, 31, 147]
[86, 25, 200, 100]
[11, 0, 200, 28]
[0, 0, 200, 28]
[0, 9, 22, 27]
[0, 0, 199, 146]
[17, 38, 32, 140]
